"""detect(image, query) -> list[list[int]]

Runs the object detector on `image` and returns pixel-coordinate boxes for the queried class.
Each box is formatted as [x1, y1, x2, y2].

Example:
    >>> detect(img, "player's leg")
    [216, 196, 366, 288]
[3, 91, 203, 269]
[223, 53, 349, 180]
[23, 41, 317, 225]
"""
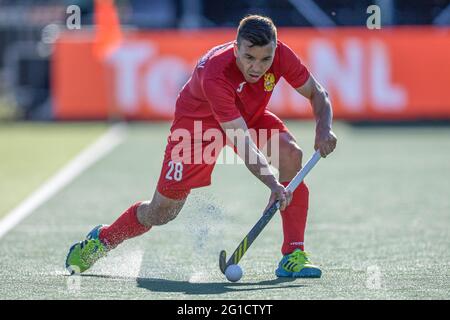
[136, 191, 186, 227]
[65, 154, 192, 275]
[65, 116, 222, 274]
[265, 131, 308, 251]
[255, 111, 321, 278]
[65, 191, 188, 275]
[98, 190, 187, 249]
[269, 131, 321, 278]
[65, 134, 190, 275]
[275, 131, 303, 182]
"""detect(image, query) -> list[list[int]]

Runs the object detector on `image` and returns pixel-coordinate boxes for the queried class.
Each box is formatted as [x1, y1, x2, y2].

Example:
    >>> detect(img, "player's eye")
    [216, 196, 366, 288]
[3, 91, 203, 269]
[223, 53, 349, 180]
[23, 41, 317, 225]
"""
[245, 55, 255, 61]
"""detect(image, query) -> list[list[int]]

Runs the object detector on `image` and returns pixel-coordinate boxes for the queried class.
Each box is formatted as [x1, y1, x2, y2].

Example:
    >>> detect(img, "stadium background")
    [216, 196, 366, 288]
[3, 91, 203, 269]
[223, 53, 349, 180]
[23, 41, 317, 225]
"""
[0, 0, 449, 121]
[0, 0, 449, 300]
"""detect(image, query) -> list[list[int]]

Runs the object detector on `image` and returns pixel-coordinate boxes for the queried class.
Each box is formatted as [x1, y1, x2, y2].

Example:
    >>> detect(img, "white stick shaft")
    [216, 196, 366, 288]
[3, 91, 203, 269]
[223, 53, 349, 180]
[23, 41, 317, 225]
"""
[285, 150, 322, 193]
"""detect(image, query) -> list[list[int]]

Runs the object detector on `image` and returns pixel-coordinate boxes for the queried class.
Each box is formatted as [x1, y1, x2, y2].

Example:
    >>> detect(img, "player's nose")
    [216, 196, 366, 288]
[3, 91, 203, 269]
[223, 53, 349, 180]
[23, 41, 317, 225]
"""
[252, 63, 264, 74]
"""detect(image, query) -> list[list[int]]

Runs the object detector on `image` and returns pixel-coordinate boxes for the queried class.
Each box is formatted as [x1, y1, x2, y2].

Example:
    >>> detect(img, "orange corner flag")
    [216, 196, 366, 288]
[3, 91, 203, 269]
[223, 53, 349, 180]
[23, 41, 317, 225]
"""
[93, 0, 123, 59]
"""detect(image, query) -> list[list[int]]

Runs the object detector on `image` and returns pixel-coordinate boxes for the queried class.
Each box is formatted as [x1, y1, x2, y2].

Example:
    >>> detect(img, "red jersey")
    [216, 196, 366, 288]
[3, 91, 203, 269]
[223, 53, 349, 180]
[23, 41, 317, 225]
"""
[175, 40, 310, 127]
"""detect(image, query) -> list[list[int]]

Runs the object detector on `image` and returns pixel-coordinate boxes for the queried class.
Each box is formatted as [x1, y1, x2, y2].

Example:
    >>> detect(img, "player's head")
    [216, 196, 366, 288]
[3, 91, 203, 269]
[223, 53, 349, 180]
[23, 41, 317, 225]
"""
[234, 15, 277, 83]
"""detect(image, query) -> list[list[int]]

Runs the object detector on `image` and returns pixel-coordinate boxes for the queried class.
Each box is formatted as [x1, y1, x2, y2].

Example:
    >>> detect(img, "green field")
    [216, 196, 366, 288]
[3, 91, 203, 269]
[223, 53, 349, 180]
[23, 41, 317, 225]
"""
[0, 123, 107, 217]
[0, 121, 449, 299]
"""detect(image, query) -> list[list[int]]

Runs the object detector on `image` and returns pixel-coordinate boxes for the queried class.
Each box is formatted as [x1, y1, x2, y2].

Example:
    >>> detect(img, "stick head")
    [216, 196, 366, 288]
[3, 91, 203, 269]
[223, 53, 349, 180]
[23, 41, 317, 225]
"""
[219, 250, 227, 274]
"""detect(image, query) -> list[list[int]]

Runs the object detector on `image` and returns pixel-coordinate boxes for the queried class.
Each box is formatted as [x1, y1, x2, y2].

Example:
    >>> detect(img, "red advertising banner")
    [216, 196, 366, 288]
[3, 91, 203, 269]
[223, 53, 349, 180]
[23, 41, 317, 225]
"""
[52, 27, 450, 120]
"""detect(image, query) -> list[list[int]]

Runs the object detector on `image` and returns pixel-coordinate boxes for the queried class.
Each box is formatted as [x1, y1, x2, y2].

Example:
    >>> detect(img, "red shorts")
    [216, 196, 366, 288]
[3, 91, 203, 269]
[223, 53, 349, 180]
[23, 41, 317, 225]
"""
[156, 110, 289, 199]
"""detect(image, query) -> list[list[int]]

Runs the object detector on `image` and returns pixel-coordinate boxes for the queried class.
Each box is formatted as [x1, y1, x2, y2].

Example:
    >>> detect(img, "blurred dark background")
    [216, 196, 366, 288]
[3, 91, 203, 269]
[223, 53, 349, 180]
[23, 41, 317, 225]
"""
[0, 0, 449, 119]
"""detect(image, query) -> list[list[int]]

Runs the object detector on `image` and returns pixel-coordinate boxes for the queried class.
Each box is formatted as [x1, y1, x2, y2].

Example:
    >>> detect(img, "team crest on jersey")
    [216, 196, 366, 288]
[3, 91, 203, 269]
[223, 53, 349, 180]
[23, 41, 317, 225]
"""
[264, 73, 275, 92]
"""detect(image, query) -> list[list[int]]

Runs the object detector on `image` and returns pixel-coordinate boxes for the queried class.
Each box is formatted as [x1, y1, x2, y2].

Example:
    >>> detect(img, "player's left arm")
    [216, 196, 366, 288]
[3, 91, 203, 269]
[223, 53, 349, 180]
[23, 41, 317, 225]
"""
[296, 74, 337, 158]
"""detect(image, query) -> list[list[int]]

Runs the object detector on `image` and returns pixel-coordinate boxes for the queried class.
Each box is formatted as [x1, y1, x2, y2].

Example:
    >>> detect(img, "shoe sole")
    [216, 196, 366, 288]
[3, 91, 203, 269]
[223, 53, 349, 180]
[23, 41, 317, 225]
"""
[275, 267, 322, 278]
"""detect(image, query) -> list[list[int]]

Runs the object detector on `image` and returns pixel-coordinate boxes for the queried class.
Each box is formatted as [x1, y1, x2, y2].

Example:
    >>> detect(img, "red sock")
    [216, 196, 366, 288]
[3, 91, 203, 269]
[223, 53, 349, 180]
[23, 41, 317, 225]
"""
[280, 181, 309, 255]
[99, 202, 151, 249]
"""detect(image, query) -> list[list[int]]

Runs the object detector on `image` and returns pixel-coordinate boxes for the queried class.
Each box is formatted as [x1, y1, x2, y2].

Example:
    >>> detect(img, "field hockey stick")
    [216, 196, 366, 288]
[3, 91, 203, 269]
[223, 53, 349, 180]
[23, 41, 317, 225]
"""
[219, 149, 322, 274]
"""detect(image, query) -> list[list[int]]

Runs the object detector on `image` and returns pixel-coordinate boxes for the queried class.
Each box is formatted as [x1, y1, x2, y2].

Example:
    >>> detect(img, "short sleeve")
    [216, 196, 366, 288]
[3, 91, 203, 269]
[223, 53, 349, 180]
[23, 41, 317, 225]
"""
[278, 42, 310, 89]
[203, 78, 241, 123]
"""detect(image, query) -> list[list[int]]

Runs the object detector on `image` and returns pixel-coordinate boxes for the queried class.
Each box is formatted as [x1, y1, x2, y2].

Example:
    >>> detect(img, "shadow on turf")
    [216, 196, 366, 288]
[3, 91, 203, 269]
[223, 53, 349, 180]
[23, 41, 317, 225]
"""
[79, 274, 305, 295]
[136, 277, 305, 295]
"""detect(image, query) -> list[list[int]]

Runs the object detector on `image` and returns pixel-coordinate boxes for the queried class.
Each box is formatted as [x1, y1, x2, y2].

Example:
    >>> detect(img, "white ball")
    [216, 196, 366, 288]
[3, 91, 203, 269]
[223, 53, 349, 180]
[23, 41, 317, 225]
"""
[225, 264, 243, 282]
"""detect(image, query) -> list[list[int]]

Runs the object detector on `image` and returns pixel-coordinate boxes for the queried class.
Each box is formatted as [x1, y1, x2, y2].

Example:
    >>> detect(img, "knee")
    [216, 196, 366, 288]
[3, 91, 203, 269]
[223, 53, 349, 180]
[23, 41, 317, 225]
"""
[137, 201, 181, 226]
[282, 143, 303, 170]
[292, 145, 303, 165]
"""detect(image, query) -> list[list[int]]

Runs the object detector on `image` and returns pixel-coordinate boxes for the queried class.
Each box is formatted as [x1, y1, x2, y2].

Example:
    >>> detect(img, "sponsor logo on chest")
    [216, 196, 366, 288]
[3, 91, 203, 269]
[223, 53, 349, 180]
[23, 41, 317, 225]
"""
[264, 73, 275, 92]
[235, 72, 276, 95]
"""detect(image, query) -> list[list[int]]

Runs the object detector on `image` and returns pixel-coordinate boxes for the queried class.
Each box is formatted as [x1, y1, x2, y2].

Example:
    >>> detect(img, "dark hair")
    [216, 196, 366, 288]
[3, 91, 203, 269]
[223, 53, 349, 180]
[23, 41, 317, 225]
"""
[237, 15, 277, 47]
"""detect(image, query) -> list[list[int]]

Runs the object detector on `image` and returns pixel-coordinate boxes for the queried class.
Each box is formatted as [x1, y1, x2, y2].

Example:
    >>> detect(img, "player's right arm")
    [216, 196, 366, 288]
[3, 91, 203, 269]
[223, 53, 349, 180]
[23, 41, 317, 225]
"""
[220, 117, 292, 210]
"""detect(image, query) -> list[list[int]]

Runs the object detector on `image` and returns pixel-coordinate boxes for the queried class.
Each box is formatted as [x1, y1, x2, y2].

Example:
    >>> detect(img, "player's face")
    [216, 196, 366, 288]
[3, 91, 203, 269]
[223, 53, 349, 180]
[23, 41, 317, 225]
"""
[234, 40, 276, 83]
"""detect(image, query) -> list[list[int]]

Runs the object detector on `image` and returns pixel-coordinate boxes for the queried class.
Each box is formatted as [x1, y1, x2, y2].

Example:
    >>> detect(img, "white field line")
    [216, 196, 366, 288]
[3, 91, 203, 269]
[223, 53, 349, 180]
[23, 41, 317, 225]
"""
[0, 123, 127, 239]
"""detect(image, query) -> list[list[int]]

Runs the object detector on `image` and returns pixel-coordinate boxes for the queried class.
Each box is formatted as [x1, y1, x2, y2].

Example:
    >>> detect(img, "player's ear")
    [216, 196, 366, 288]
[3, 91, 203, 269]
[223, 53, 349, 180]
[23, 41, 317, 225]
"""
[233, 42, 238, 58]
[271, 40, 277, 52]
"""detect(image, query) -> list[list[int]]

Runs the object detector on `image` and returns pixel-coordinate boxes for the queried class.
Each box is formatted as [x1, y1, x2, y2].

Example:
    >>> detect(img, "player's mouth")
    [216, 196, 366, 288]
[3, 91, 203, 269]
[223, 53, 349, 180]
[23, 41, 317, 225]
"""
[248, 73, 261, 81]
